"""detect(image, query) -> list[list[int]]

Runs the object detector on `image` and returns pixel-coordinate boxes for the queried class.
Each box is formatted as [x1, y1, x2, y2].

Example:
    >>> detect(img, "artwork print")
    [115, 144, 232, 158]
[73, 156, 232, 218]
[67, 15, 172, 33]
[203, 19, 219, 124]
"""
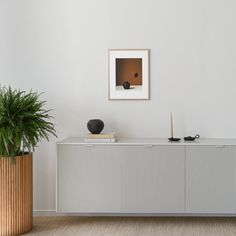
[109, 49, 150, 100]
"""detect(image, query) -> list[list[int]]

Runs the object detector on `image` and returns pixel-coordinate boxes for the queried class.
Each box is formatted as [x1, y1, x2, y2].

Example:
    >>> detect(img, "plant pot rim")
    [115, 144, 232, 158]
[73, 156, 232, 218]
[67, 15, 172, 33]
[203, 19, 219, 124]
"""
[0, 152, 33, 159]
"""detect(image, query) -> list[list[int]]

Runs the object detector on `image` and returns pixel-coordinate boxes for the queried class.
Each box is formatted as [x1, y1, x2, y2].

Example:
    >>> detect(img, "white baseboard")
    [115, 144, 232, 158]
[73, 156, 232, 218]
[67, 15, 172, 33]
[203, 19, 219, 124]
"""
[33, 210, 100, 216]
[33, 210, 57, 216]
[33, 210, 236, 217]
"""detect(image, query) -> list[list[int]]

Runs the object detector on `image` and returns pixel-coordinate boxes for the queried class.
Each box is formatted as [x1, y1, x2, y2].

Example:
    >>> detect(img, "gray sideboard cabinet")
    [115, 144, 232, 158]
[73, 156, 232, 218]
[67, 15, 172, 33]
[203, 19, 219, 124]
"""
[57, 138, 236, 215]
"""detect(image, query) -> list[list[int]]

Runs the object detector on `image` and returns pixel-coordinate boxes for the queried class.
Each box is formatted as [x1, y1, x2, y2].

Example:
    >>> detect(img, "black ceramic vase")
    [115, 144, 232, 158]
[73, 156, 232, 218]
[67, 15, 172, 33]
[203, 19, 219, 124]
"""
[87, 119, 104, 134]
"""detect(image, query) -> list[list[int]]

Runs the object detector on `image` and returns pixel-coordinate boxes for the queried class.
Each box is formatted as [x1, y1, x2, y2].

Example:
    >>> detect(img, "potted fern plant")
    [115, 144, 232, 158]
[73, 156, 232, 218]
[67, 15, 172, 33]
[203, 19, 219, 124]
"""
[0, 86, 56, 235]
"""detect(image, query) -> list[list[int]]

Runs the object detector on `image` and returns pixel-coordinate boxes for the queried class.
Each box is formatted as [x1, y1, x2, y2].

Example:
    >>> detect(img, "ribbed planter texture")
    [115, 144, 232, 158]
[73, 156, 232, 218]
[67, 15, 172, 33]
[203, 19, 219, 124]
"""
[0, 154, 33, 235]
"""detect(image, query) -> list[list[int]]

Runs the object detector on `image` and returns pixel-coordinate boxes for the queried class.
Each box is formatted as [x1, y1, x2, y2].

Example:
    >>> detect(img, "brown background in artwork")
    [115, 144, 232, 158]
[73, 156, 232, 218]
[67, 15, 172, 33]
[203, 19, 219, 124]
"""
[116, 59, 142, 86]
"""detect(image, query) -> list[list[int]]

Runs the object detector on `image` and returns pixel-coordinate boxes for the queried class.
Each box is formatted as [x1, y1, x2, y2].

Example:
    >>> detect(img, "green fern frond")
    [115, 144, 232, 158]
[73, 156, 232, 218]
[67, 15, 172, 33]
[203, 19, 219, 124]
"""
[0, 86, 57, 161]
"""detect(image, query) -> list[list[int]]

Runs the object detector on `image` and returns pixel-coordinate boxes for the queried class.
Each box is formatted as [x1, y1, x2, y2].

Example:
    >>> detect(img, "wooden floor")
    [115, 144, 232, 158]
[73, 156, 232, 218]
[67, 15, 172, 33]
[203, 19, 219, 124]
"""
[24, 217, 236, 236]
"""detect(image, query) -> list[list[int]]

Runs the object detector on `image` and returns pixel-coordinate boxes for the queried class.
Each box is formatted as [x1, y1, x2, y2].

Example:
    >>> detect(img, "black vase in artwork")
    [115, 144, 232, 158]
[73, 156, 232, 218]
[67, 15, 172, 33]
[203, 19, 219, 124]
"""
[123, 81, 131, 89]
[87, 119, 104, 134]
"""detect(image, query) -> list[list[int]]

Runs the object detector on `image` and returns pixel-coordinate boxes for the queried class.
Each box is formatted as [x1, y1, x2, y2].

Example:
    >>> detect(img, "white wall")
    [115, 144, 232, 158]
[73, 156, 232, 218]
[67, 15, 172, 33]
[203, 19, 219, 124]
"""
[0, 0, 236, 211]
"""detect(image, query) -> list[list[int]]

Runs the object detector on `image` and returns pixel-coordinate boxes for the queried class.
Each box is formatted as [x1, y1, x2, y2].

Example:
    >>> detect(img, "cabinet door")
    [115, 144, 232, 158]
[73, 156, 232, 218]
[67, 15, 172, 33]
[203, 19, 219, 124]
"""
[57, 145, 123, 213]
[122, 146, 185, 213]
[186, 146, 236, 213]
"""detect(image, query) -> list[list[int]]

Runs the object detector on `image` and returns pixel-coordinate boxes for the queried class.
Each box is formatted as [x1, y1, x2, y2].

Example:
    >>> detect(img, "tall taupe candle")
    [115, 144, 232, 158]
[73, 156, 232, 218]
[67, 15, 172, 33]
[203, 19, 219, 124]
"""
[170, 112, 174, 138]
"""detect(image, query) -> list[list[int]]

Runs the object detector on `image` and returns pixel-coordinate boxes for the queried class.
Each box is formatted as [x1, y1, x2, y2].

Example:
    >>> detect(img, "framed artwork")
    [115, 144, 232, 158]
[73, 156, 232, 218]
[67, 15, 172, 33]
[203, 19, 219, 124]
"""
[108, 49, 150, 100]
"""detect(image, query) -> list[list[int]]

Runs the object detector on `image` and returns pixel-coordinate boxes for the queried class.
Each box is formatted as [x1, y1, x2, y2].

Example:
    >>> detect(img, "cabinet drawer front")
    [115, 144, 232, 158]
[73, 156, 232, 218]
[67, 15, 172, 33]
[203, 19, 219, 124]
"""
[121, 145, 185, 213]
[186, 146, 236, 213]
[57, 145, 124, 212]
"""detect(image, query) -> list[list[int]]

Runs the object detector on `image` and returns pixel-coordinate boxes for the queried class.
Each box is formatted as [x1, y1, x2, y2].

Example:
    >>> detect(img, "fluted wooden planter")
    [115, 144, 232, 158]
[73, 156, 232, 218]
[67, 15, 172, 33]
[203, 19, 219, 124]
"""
[0, 154, 33, 235]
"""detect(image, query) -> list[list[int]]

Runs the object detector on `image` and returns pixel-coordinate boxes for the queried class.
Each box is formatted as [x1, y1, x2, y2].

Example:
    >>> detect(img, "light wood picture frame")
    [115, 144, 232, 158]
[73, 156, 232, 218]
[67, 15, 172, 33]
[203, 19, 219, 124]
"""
[108, 49, 150, 100]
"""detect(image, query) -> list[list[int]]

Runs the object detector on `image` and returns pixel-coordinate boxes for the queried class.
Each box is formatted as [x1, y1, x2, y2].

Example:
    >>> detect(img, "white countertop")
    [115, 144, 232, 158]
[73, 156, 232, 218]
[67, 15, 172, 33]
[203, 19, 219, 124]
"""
[57, 137, 236, 146]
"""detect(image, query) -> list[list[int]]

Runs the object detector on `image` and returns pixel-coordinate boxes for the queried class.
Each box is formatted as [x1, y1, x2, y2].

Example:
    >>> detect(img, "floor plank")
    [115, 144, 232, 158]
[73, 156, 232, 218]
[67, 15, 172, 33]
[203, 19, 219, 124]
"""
[25, 217, 236, 236]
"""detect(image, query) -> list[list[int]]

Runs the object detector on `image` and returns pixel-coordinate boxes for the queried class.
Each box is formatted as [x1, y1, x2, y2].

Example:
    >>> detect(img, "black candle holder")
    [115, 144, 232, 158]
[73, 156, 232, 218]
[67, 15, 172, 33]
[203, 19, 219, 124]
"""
[168, 137, 181, 142]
